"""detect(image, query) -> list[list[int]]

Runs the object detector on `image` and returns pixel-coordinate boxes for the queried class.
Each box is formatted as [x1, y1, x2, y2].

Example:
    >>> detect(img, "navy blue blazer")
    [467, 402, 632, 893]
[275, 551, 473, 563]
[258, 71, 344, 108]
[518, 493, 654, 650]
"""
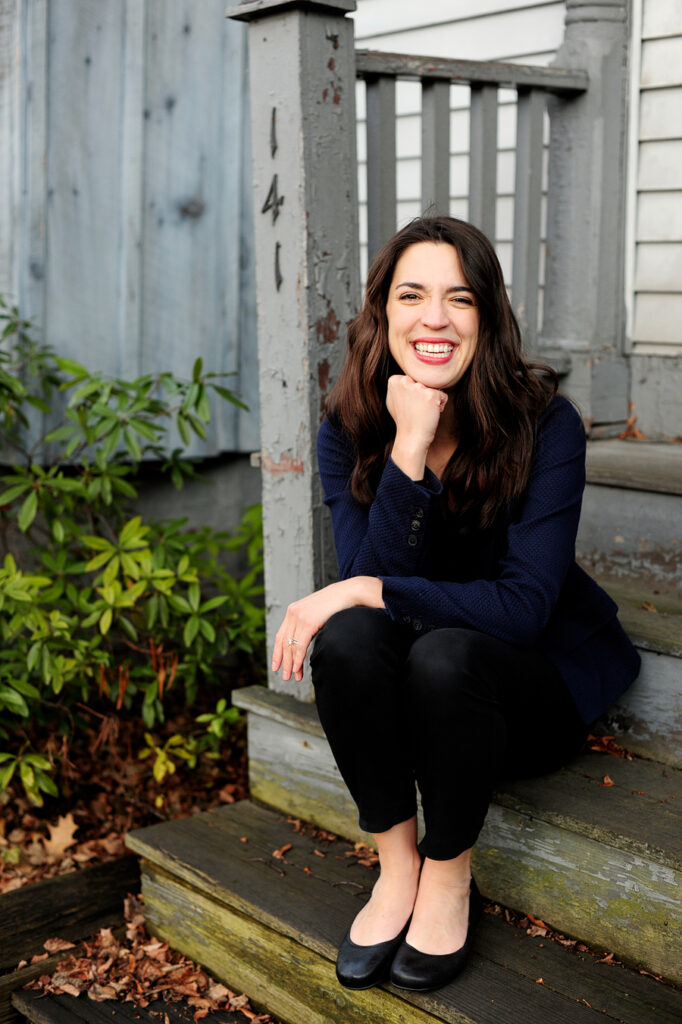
[317, 395, 640, 726]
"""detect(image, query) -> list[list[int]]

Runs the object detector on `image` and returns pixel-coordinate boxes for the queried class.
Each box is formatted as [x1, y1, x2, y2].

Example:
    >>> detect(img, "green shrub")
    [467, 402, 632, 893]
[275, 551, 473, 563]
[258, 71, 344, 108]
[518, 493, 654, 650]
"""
[0, 296, 264, 805]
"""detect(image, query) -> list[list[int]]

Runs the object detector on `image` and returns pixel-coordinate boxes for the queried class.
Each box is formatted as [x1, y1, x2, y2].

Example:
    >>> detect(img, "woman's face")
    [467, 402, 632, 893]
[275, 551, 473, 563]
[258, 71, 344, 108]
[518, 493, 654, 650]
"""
[385, 241, 479, 392]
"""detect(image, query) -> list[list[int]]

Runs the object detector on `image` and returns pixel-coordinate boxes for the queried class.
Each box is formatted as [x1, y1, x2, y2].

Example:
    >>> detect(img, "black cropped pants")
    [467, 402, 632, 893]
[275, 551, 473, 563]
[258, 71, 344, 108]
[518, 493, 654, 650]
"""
[311, 607, 588, 861]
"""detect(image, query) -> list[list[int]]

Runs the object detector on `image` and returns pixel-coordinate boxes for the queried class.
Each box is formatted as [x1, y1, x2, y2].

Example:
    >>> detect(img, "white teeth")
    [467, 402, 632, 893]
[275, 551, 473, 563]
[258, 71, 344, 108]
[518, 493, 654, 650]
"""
[414, 342, 454, 354]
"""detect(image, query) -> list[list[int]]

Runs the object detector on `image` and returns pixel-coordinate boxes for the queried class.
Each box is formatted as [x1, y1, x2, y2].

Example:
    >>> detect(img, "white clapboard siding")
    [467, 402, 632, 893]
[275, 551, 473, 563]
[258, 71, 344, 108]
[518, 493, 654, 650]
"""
[639, 140, 682, 190]
[633, 294, 682, 343]
[640, 36, 682, 89]
[642, 0, 682, 39]
[353, 0, 562, 38]
[1, 0, 258, 455]
[353, 4, 565, 62]
[636, 192, 682, 242]
[640, 87, 682, 141]
[631, 1, 682, 352]
[635, 243, 682, 292]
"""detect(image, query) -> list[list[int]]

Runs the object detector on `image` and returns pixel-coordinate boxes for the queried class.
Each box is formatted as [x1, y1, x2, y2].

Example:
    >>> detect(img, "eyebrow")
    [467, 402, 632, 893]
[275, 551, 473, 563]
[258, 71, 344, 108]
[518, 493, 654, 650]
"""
[394, 281, 474, 293]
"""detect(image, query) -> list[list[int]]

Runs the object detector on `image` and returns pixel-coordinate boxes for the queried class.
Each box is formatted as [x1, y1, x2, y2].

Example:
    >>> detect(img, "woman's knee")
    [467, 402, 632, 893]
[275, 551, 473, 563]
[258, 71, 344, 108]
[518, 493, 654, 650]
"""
[311, 607, 400, 685]
[405, 627, 503, 704]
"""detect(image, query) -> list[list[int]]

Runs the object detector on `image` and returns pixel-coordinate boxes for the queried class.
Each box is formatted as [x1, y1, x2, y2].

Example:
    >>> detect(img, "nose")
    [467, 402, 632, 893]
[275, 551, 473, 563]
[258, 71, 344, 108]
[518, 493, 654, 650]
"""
[421, 297, 450, 330]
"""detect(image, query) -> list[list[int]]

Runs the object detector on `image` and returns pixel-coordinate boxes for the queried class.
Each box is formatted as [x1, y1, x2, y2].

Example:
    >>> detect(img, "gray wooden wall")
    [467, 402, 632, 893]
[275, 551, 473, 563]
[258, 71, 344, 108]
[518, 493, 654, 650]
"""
[0, 0, 258, 456]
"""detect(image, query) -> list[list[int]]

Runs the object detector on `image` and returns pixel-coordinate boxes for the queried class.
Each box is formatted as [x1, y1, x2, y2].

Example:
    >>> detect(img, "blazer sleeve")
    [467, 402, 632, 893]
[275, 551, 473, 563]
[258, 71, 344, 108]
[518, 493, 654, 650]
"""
[379, 397, 588, 646]
[317, 416, 444, 578]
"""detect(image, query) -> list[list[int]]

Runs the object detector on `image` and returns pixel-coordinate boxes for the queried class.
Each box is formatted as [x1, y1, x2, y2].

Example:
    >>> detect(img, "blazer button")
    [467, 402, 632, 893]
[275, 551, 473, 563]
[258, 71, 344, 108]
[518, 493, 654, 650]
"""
[407, 534, 418, 547]
[401, 614, 411, 625]
[414, 506, 425, 518]
[410, 519, 421, 532]
[413, 619, 423, 632]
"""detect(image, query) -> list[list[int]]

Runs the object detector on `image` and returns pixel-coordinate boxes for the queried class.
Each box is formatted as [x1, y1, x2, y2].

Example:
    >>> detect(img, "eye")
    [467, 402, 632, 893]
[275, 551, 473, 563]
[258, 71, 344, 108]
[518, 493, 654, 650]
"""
[398, 292, 420, 302]
[451, 295, 475, 307]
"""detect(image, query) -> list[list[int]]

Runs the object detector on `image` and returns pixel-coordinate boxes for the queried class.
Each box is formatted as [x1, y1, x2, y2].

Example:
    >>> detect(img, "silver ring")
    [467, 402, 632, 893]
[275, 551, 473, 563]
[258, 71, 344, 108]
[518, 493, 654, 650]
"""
[288, 637, 299, 646]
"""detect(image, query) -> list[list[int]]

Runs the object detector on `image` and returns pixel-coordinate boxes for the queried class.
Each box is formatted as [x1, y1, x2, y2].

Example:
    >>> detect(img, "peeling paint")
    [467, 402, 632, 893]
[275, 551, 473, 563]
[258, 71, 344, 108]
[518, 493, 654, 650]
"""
[262, 453, 304, 475]
[316, 301, 339, 344]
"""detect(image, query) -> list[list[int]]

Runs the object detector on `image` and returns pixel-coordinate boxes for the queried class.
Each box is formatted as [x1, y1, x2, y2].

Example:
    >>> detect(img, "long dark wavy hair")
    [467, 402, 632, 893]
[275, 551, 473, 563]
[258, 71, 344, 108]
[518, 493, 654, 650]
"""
[326, 216, 558, 531]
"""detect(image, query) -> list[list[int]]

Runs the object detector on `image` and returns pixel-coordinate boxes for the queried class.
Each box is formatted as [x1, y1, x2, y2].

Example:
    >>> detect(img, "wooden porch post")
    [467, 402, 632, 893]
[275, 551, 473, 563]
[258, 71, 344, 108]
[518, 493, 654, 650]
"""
[540, 0, 631, 428]
[225, 0, 360, 701]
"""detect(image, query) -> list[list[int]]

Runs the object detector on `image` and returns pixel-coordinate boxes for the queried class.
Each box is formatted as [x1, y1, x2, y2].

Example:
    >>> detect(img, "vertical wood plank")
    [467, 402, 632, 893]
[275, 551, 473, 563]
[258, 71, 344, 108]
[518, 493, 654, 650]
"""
[366, 75, 396, 263]
[0, 0, 19, 301]
[17, 0, 48, 335]
[117, 0, 146, 375]
[469, 82, 498, 240]
[45, 0, 126, 372]
[141, 0, 252, 454]
[421, 78, 450, 215]
[512, 87, 545, 350]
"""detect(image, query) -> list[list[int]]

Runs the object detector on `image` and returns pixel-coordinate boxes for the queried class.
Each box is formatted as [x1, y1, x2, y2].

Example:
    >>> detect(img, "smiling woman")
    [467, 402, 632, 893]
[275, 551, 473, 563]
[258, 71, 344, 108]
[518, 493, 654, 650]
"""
[270, 216, 641, 994]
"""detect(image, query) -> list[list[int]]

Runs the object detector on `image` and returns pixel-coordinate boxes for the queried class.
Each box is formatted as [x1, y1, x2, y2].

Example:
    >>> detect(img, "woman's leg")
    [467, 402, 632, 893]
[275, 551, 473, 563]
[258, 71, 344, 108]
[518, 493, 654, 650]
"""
[312, 607, 420, 943]
[311, 606, 416, 837]
[403, 627, 586, 954]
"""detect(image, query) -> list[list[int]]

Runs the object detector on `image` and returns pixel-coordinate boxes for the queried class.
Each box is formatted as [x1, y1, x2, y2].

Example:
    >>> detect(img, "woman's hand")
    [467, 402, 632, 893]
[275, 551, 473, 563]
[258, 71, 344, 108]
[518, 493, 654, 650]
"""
[386, 374, 448, 480]
[272, 576, 384, 683]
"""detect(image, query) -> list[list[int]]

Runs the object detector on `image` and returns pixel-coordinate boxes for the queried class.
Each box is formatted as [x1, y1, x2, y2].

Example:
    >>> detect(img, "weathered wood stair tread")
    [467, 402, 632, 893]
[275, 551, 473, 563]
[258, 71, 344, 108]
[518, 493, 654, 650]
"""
[12, 988, 250, 1024]
[125, 800, 681, 1024]
[1, 857, 140, 1024]
[0, 855, 140, 974]
[230, 684, 681, 982]
[586, 439, 682, 495]
[599, 578, 682, 657]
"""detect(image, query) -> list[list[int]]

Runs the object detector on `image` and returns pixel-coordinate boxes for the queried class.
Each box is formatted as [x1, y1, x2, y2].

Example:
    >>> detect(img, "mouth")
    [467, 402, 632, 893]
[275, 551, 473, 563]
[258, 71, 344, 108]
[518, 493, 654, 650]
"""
[412, 340, 457, 364]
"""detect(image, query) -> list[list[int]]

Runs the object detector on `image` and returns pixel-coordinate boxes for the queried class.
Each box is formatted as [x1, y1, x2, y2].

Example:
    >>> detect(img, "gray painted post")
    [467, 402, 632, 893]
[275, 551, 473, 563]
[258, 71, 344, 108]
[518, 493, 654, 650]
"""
[540, 0, 630, 426]
[226, 0, 360, 701]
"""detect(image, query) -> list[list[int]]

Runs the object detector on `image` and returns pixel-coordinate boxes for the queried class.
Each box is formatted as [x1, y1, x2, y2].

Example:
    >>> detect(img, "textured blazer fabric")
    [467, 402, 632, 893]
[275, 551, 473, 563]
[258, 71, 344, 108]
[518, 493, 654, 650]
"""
[317, 395, 640, 725]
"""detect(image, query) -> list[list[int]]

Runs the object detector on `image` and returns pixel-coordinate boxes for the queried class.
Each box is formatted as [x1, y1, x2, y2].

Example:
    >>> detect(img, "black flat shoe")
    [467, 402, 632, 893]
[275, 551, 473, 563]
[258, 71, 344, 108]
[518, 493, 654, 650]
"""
[336, 918, 411, 990]
[389, 877, 482, 992]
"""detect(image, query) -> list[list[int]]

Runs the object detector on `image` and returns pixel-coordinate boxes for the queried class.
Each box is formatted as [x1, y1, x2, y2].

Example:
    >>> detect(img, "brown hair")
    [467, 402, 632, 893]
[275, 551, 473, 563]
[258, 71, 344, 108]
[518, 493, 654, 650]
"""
[326, 216, 558, 531]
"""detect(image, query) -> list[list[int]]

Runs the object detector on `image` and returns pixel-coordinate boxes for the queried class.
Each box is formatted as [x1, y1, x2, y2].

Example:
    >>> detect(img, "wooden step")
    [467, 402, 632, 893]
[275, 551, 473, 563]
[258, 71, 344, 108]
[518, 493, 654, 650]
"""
[11, 989, 251, 1024]
[125, 800, 682, 1024]
[592, 580, 682, 764]
[586, 439, 682, 495]
[229, 685, 682, 985]
[585, 439, 682, 495]
[580, 440, 682, 594]
[0, 856, 140, 1024]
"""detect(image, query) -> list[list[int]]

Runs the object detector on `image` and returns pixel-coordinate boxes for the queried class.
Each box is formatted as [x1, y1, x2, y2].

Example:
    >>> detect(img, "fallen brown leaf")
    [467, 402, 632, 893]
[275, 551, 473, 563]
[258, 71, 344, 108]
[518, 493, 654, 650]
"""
[601, 775, 614, 787]
[43, 813, 79, 859]
[272, 843, 292, 860]
[43, 938, 76, 954]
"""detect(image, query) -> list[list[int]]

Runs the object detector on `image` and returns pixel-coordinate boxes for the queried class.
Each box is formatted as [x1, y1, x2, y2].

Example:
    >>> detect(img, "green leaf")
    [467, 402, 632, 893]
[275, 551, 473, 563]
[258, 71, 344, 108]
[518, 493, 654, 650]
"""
[55, 356, 88, 376]
[35, 769, 59, 797]
[0, 686, 29, 717]
[85, 550, 114, 573]
[187, 414, 206, 440]
[188, 582, 200, 612]
[183, 616, 200, 646]
[199, 619, 215, 643]
[0, 481, 31, 504]
[192, 357, 203, 382]
[0, 761, 17, 790]
[17, 490, 38, 532]
[99, 608, 113, 635]
[200, 595, 228, 613]
[123, 426, 142, 462]
[196, 386, 210, 421]
[102, 555, 120, 586]
[129, 418, 159, 442]
[52, 519, 65, 543]
[102, 422, 122, 458]
[177, 413, 191, 446]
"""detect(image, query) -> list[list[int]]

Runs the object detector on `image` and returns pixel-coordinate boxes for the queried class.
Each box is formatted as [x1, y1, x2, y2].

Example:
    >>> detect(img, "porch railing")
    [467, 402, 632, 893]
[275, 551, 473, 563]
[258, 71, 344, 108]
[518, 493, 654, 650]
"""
[355, 50, 588, 351]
